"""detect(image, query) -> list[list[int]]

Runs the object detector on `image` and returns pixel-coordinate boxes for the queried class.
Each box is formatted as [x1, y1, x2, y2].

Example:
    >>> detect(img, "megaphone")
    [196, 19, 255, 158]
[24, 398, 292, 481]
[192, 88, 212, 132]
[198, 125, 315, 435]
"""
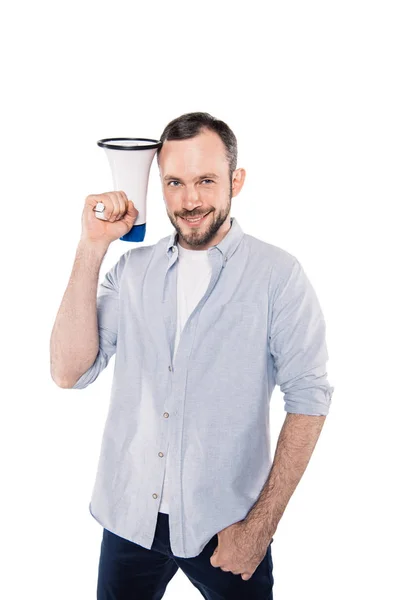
[94, 137, 162, 242]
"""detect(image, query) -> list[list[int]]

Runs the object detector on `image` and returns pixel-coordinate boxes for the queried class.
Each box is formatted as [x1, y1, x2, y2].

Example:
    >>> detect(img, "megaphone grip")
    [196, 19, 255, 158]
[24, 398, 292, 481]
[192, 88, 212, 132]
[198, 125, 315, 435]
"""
[94, 202, 107, 221]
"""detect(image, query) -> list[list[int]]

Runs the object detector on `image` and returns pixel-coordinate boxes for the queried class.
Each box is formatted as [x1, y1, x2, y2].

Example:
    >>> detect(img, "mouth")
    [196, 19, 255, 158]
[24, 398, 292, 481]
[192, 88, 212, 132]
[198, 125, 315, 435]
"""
[180, 211, 211, 227]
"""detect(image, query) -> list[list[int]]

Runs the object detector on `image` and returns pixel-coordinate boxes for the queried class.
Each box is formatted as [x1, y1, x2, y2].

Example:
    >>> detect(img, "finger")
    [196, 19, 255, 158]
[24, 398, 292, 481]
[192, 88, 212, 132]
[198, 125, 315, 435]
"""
[115, 191, 127, 219]
[86, 194, 106, 210]
[119, 190, 129, 210]
[112, 192, 124, 221]
[106, 193, 120, 222]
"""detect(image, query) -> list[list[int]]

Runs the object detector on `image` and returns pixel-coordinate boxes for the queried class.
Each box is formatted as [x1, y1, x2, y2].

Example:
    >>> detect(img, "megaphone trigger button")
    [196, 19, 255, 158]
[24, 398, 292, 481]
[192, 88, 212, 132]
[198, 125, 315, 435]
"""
[94, 202, 105, 213]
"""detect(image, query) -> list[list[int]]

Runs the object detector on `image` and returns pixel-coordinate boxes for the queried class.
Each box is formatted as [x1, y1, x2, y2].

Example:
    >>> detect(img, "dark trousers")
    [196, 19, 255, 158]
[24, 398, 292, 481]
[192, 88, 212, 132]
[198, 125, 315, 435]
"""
[97, 511, 274, 599]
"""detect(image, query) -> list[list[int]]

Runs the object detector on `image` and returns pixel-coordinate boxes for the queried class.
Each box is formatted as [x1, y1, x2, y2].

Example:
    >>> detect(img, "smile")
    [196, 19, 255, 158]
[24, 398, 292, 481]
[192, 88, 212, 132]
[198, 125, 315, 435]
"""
[180, 212, 211, 227]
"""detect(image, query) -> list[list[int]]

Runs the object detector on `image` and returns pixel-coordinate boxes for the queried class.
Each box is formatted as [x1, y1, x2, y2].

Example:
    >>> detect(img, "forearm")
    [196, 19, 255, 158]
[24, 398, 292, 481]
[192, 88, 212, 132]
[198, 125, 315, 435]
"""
[243, 413, 326, 537]
[50, 239, 109, 387]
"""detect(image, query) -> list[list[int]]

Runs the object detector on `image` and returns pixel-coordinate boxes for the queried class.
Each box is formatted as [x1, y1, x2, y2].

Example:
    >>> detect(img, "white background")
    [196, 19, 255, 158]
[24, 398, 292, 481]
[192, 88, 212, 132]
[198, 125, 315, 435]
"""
[1, 1, 399, 598]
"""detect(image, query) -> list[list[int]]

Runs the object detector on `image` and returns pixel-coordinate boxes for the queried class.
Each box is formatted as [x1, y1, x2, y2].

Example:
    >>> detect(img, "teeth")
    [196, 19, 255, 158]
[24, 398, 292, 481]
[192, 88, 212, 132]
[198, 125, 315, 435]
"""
[184, 213, 208, 222]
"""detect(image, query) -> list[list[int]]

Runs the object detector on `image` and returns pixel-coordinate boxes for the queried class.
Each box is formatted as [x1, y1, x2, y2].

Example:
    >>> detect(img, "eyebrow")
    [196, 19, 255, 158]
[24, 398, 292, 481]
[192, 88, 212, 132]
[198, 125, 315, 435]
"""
[163, 173, 220, 182]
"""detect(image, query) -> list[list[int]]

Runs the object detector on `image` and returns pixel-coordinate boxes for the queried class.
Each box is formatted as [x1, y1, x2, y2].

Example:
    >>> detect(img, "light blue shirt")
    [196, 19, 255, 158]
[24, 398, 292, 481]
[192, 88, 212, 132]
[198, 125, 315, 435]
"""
[71, 216, 334, 558]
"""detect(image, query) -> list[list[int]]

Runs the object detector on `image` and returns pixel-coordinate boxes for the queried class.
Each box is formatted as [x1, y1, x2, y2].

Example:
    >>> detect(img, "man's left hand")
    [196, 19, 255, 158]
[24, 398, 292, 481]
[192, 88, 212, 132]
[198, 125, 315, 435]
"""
[209, 520, 271, 581]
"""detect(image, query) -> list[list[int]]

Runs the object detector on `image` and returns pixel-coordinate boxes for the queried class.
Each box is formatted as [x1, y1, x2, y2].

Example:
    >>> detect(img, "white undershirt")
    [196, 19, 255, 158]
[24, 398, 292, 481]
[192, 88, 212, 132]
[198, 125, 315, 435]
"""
[159, 242, 212, 514]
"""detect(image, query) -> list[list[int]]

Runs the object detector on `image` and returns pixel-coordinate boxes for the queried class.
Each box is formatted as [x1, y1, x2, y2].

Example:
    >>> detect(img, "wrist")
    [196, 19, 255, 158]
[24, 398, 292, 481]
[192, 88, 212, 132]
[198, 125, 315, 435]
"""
[78, 237, 110, 255]
[243, 513, 275, 541]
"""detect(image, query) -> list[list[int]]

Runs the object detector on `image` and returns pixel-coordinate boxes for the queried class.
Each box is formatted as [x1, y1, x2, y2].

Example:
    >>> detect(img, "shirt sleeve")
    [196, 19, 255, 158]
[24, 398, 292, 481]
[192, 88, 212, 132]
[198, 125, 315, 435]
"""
[269, 257, 335, 415]
[71, 250, 129, 390]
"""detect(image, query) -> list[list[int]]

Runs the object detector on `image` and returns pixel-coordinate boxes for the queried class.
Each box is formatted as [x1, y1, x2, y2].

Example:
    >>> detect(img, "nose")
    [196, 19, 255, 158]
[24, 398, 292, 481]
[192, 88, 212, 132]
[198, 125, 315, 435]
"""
[181, 185, 203, 212]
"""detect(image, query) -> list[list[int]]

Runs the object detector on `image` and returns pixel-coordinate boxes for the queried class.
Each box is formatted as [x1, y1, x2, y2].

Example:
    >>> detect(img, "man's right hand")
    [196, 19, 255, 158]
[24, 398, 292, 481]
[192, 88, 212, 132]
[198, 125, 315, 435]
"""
[81, 191, 139, 246]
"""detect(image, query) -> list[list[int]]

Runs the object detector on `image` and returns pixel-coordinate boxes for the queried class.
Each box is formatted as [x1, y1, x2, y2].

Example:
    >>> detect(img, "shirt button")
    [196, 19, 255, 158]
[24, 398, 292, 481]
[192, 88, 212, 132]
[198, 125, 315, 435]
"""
[168, 365, 173, 371]
[158, 452, 164, 457]
[163, 412, 169, 418]
[172, 246, 176, 252]
[152, 493, 158, 499]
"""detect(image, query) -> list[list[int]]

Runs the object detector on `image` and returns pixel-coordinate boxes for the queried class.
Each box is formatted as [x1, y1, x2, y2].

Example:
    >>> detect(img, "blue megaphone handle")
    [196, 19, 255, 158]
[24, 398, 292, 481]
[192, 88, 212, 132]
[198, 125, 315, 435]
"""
[120, 222, 146, 242]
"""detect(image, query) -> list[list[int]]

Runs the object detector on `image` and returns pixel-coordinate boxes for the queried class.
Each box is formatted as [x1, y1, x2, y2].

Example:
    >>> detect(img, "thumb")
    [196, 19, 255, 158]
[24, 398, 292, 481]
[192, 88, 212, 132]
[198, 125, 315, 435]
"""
[210, 546, 219, 567]
[211, 543, 219, 559]
[212, 533, 221, 556]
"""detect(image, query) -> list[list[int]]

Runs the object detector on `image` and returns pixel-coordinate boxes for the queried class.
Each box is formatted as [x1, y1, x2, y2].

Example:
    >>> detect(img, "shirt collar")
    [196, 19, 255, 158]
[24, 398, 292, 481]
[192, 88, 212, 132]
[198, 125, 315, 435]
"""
[166, 216, 245, 264]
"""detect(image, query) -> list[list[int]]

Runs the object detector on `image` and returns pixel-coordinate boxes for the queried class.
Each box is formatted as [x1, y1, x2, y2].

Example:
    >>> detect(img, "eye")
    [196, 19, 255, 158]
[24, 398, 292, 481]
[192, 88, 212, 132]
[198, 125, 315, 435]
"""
[167, 180, 180, 187]
[201, 179, 214, 184]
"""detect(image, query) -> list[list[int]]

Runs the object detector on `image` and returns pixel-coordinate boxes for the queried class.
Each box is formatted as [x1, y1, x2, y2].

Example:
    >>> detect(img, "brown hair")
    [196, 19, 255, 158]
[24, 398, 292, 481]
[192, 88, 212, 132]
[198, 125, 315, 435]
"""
[157, 112, 237, 179]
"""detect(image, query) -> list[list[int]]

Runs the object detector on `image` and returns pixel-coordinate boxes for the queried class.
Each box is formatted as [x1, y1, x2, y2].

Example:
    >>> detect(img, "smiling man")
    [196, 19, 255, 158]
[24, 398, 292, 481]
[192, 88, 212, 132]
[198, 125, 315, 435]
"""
[159, 123, 245, 250]
[50, 112, 334, 600]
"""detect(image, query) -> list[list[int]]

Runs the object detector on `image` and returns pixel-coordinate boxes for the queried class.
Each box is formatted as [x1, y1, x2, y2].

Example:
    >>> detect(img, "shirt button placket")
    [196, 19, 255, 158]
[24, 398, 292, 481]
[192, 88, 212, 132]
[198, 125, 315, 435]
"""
[159, 357, 172, 499]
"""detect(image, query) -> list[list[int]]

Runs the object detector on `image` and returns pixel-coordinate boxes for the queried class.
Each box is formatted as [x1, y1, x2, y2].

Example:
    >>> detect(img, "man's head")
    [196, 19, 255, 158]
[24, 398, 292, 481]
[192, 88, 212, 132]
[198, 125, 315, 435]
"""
[157, 112, 245, 250]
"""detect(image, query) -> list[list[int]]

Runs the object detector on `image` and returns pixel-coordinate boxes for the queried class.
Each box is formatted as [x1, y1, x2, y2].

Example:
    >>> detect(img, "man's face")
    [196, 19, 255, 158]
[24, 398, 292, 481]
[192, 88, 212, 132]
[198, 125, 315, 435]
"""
[158, 128, 245, 250]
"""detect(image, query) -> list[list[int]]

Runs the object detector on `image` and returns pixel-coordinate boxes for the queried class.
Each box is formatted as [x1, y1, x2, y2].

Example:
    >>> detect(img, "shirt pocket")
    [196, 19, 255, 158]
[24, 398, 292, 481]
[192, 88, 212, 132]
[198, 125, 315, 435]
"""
[220, 301, 262, 324]
[199, 301, 264, 348]
[191, 300, 267, 389]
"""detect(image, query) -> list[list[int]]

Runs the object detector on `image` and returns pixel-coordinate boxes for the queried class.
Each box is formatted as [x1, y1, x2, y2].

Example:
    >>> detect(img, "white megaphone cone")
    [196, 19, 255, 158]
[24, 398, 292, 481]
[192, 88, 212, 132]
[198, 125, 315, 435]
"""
[95, 137, 162, 242]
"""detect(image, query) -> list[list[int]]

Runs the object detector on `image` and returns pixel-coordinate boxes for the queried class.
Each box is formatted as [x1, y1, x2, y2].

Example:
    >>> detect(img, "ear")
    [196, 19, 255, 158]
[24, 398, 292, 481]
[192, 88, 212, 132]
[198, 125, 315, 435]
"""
[231, 168, 246, 197]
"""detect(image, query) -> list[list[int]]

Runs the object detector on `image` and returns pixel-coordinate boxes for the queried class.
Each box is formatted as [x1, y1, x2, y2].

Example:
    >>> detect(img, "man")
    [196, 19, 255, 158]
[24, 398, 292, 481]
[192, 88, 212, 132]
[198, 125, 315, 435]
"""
[50, 112, 334, 599]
